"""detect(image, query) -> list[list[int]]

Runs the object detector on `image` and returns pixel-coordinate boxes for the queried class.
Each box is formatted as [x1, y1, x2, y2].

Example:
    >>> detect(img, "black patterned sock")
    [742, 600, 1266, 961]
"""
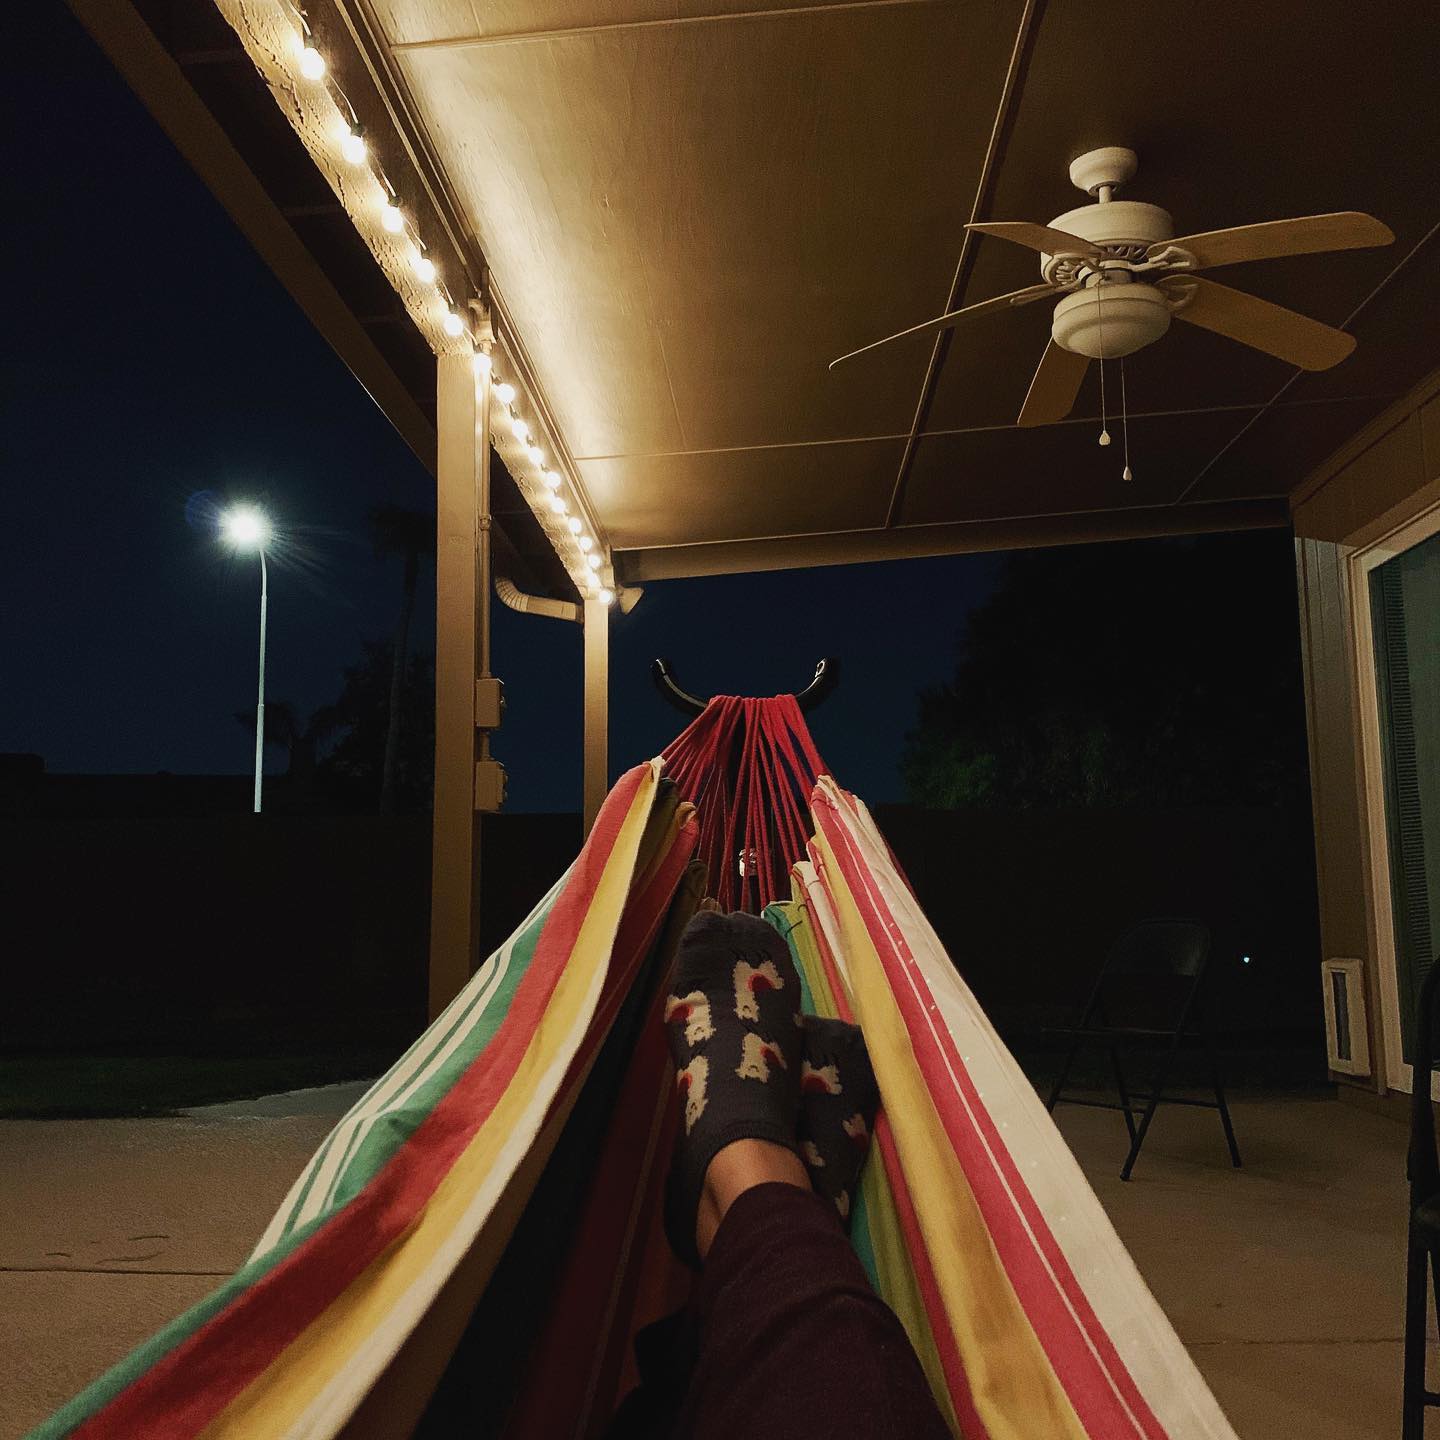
[662, 909, 804, 1267]
[796, 1016, 881, 1225]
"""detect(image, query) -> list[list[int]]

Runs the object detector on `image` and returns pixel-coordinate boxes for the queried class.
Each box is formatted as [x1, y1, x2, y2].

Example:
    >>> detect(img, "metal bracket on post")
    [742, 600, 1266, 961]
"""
[471, 303, 507, 816]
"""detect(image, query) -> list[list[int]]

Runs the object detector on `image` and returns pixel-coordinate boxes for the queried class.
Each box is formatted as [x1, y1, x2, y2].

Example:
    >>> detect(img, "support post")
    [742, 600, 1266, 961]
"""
[583, 596, 609, 833]
[429, 354, 487, 1018]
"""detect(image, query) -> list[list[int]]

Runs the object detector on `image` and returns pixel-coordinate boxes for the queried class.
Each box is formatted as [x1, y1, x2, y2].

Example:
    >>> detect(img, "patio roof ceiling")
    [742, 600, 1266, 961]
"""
[75, 0, 1440, 588]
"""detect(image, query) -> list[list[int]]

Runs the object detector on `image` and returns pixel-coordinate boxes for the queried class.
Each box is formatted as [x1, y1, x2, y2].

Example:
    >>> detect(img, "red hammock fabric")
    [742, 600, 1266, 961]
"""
[661, 694, 829, 911]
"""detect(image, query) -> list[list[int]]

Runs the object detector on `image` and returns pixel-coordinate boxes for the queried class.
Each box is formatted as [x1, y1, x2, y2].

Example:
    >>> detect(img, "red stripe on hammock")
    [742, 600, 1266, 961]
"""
[798, 856, 985, 1437]
[816, 793, 1168, 1440]
[74, 765, 657, 1439]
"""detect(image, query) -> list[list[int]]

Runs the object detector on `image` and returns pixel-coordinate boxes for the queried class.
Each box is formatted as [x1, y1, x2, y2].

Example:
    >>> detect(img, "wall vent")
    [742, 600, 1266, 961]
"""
[1321, 958, 1371, 1076]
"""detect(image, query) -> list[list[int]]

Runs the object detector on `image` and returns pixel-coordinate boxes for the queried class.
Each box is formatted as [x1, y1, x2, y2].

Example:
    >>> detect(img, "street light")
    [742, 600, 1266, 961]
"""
[221, 506, 271, 813]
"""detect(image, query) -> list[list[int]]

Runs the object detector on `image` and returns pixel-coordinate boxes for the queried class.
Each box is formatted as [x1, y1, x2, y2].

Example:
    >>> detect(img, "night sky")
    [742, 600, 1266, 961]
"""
[2, 3, 1001, 811]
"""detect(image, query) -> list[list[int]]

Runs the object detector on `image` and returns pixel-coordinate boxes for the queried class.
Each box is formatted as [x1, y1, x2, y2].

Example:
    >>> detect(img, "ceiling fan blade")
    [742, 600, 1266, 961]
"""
[1163, 275, 1356, 370]
[1017, 340, 1090, 427]
[1156, 211, 1394, 270]
[967, 221, 1101, 258]
[828, 284, 1053, 370]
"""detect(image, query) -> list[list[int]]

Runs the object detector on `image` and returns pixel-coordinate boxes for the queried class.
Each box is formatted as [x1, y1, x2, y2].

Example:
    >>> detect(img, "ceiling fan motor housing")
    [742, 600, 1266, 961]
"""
[1044, 199, 1176, 359]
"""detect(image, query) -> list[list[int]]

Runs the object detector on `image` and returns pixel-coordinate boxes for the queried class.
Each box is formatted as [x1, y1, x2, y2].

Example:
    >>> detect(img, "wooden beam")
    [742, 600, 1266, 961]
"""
[617, 498, 1291, 582]
[583, 598, 610, 833]
[65, 0, 438, 471]
[429, 355, 482, 1016]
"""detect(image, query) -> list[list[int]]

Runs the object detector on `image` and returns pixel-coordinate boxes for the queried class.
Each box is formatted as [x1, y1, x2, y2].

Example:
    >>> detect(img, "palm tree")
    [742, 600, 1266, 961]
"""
[370, 506, 436, 815]
[234, 701, 340, 808]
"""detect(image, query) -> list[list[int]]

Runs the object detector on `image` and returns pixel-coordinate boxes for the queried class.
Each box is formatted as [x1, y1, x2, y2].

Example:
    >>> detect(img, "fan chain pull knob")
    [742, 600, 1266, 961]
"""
[1122, 465, 1133, 481]
[1098, 429, 1112, 446]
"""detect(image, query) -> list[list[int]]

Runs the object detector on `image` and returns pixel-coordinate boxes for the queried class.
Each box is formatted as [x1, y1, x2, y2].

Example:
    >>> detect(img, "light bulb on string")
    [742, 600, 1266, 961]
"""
[493, 380, 516, 406]
[566, 515, 582, 534]
[442, 308, 464, 338]
[472, 349, 492, 379]
[541, 470, 561, 491]
[548, 493, 567, 516]
[586, 553, 603, 572]
[510, 415, 529, 442]
[598, 588, 615, 607]
[413, 251, 437, 284]
[527, 444, 545, 466]
[380, 197, 404, 233]
[340, 125, 366, 165]
[579, 535, 594, 552]
[298, 39, 326, 80]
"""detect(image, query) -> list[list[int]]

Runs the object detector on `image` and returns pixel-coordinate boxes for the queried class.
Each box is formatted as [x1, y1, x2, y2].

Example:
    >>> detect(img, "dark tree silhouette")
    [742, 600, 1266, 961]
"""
[370, 505, 436, 815]
[322, 641, 435, 814]
[903, 531, 1311, 810]
[235, 701, 340, 808]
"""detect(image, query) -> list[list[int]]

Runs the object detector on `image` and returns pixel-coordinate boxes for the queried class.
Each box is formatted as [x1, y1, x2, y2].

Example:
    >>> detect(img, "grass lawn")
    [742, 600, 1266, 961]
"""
[0, 1048, 394, 1119]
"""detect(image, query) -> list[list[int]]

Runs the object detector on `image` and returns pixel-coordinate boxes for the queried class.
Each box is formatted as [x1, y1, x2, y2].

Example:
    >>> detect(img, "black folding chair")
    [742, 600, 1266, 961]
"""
[1402, 958, 1440, 1440]
[1045, 919, 1242, 1181]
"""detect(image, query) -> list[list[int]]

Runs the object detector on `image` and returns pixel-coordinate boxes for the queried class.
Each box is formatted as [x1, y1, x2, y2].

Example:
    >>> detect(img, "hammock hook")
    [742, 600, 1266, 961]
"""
[651, 656, 839, 716]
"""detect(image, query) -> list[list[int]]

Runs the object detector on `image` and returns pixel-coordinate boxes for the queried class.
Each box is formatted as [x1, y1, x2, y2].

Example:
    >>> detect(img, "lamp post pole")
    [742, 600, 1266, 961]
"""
[218, 505, 273, 814]
[253, 548, 268, 814]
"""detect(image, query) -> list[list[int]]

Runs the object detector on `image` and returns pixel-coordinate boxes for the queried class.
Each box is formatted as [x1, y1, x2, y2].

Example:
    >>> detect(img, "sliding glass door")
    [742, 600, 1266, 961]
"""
[1360, 510, 1440, 1088]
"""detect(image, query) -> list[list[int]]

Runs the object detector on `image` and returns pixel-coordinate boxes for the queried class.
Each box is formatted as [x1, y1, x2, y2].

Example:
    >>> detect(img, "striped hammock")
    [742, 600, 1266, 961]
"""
[31, 724, 1237, 1440]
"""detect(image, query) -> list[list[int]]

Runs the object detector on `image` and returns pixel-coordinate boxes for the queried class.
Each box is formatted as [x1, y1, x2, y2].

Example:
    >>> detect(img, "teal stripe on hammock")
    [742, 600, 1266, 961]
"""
[762, 903, 881, 1293]
[28, 876, 569, 1439]
[269, 870, 568, 1243]
[308, 870, 562, 1224]
[26, 1193, 337, 1439]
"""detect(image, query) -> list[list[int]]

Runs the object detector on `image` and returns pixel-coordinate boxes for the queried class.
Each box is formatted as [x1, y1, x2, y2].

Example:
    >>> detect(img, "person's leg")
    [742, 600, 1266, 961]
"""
[655, 910, 951, 1440]
[674, 1154, 952, 1440]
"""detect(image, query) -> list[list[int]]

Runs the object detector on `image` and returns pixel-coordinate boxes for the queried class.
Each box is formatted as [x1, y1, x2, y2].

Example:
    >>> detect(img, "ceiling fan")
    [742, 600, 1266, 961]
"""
[830, 146, 1394, 427]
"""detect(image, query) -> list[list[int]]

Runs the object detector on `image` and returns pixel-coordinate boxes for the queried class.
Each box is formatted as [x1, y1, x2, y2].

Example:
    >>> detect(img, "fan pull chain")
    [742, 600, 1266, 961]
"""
[1120, 356, 1133, 482]
[1096, 277, 1111, 447]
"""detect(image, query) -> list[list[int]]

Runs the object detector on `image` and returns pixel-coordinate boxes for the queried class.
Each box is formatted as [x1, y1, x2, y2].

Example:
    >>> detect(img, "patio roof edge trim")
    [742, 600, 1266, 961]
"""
[1290, 362, 1440, 511]
[616, 497, 1291, 581]
[64, 0, 439, 472]
[207, 0, 614, 599]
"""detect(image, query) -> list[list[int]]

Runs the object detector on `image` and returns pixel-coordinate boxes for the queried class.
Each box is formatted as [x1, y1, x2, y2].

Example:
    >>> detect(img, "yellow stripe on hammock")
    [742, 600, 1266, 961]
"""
[199, 767, 663, 1439]
[774, 891, 959, 1436]
[813, 824, 1090, 1440]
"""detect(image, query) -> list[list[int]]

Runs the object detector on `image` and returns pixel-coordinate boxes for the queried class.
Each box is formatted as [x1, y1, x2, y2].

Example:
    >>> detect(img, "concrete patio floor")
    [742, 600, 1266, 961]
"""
[0, 1088, 1423, 1438]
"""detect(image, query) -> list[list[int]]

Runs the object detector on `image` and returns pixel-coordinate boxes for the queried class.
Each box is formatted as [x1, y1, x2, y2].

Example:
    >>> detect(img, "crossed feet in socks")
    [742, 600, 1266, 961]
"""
[663, 908, 881, 1266]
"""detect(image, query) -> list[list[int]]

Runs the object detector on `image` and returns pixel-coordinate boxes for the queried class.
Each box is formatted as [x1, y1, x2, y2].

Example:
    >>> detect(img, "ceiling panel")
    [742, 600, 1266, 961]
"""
[903, 407, 1256, 526]
[393, 2, 1023, 466]
[1184, 398, 1414, 507]
[578, 437, 901, 548]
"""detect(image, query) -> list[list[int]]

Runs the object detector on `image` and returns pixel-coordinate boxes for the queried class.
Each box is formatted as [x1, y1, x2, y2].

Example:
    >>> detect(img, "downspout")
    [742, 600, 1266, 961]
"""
[494, 571, 581, 623]
[493, 572, 643, 621]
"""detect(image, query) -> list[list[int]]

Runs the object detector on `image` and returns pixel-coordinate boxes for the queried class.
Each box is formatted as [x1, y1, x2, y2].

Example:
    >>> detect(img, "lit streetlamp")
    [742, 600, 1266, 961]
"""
[221, 506, 272, 813]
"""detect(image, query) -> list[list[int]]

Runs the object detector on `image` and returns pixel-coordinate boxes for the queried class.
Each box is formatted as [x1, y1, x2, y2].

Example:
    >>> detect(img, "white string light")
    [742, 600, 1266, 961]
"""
[340, 125, 366, 165]
[298, 40, 326, 80]
[273, 8, 606, 603]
